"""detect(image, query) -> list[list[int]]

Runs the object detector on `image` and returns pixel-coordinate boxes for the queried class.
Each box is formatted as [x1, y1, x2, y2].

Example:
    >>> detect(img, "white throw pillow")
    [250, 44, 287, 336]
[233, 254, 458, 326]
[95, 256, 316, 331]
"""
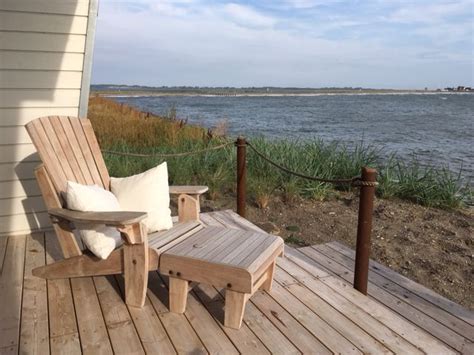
[110, 162, 173, 233]
[66, 181, 123, 259]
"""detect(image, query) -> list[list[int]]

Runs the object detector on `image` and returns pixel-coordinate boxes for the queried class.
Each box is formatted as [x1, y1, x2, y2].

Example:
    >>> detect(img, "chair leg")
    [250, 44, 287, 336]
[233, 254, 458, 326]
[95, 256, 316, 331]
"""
[178, 194, 200, 222]
[261, 261, 276, 292]
[169, 277, 189, 313]
[124, 243, 148, 307]
[225, 290, 248, 329]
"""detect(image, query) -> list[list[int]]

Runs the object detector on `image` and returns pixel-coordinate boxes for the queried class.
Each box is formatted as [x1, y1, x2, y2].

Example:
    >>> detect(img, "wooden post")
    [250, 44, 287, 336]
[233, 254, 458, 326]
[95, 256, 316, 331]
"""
[236, 137, 247, 218]
[353, 166, 377, 295]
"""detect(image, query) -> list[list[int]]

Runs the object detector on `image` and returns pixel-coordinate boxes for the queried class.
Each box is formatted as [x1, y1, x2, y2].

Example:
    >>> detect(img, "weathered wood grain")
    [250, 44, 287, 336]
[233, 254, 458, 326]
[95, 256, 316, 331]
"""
[19, 233, 49, 354]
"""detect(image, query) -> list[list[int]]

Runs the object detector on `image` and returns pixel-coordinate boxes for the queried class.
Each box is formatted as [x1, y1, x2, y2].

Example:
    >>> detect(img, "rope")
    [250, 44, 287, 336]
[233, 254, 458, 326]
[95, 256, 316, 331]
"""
[102, 138, 378, 188]
[245, 141, 379, 187]
[102, 141, 233, 158]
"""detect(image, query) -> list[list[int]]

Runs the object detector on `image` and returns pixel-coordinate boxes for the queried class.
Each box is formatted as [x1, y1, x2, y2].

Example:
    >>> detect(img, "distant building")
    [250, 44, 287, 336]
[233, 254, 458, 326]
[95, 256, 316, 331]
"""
[444, 86, 472, 92]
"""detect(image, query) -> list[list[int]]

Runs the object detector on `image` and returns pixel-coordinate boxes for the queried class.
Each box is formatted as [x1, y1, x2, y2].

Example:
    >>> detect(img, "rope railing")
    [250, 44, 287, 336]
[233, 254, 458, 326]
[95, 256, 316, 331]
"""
[101, 141, 233, 158]
[102, 139, 377, 187]
[245, 141, 379, 187]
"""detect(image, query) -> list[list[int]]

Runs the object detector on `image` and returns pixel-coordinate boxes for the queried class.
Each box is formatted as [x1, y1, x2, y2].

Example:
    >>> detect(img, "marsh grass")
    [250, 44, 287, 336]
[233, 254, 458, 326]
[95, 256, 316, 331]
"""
[89, 97, 471, 209]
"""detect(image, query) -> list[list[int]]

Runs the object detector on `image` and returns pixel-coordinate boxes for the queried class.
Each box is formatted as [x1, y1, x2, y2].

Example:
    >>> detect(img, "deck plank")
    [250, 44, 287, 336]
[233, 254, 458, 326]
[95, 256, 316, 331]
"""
[204, 210, 243, 230]
[273, 268, 392, 354]
[3, 211, 472, 355]
[285, 248, 457, 354]
[278, 258, 423, 354]
[115, 275, 177, 354]
[44, 232, 81, 355]
[160, 274, 240, 354]
[202, 209, 266, 234]
[299, 244, 472, 353]
[146, 272, 207, 354]
[221, 209, 266, 233]
[193, 283, 271, 354]
[19, 233, 49, 354]
[0, 237, 8, 271]
[310, 244, 474, 350]
[214, 288, 301, 354]
[328, 241, 474, 327]
[199, 212, 226, 228]
[183, 291, 240, 354]
[0, 345, 17, 354]
[70, 277, 113, 354]
[250, 288, 333, 354]
[93, 276, 145, 354]
[0, 235, 26, 353]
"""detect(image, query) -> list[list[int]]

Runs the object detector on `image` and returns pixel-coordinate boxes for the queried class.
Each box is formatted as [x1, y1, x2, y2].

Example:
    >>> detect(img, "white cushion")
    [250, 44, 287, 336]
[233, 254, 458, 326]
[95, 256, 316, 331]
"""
[110, 162, 173, 233]
[66, 181, 123, 259]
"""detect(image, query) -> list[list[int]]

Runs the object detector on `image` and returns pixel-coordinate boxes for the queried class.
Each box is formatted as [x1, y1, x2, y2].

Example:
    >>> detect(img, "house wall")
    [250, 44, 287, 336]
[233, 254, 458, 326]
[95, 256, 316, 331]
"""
[0, 0, 98, 236]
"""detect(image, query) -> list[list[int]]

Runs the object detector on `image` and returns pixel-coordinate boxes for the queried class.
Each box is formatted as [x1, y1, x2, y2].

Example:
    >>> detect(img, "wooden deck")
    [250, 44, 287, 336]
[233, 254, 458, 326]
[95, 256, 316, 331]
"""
[1, 210, 473, 354]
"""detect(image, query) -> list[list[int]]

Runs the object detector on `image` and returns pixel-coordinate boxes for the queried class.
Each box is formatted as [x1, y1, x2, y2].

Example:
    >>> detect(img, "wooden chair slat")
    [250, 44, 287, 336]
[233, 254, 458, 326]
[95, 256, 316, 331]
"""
[79, 119, 110, 189]
[68, 117, 105, 187]
[26, 119, 68, 193]
[38, 116, 77, 188]
[35, 165, 82, 257]
[50, 116, 86, 185]
[59, 117, 96, 185]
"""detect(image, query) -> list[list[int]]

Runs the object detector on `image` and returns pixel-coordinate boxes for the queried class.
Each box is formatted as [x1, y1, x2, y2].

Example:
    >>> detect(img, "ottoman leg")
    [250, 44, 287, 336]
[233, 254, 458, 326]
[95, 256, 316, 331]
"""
[225, 290, 248, 329]
[169, 277, 188, 313]
[261, 261, 276, 292]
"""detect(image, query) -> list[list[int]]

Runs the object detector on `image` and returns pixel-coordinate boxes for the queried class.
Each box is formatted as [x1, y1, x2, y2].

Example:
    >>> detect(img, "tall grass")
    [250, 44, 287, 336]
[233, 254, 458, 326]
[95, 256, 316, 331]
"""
[89, 96, 207, 147]
[89, 97, 471, 209]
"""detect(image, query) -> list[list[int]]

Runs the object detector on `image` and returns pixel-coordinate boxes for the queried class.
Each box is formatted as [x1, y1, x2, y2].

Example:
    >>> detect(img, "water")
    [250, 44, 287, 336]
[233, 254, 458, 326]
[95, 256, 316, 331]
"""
[112, 93, 474, 180]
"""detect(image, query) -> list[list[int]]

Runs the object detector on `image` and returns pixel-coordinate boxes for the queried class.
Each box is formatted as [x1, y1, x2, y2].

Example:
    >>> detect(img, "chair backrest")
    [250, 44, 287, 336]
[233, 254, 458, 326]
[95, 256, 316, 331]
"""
[26, 116, 110, 206]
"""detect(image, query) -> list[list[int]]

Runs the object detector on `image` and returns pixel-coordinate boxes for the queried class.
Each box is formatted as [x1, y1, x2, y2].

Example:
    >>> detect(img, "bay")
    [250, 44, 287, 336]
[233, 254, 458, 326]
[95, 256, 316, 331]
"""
[112, 93, 474, 180]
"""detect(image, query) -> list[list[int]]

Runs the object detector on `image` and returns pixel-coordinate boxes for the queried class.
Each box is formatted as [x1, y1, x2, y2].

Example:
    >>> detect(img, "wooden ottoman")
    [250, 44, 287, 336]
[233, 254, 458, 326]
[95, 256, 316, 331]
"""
[159, 226, 284, 329]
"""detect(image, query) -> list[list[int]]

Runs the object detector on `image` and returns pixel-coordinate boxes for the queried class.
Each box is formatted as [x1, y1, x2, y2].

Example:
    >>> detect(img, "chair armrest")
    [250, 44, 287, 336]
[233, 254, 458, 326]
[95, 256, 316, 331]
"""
[48, 208, 147, 227]
[169, 185, 208, 195]
[170, 186, 207, 223]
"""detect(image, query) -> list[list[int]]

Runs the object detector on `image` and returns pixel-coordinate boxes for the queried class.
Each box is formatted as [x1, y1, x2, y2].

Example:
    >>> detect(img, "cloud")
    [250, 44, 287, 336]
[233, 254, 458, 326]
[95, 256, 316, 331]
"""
[386, 0, 472, 24]
[222, 3, 276, 28]
[92, 0, 474, 88]
[281, 0, 326, 9]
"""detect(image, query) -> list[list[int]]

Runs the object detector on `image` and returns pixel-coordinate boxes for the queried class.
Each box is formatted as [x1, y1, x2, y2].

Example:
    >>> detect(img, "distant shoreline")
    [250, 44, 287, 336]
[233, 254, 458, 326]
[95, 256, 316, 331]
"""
[95, 91, 472, 98]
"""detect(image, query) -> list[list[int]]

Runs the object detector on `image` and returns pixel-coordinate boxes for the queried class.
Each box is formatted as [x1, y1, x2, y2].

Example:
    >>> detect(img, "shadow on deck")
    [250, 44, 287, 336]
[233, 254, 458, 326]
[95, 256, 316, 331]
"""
[0, 210, 472, 354]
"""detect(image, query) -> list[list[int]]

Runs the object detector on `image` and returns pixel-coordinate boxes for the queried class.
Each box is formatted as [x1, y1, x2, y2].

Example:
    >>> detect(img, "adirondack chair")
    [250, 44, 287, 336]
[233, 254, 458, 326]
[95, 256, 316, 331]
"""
[25, 116, 208, 307]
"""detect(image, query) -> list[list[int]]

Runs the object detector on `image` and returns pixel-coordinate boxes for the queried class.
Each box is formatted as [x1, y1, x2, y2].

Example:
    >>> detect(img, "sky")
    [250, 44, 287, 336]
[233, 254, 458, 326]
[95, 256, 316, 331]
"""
[91, 0, 474, 89]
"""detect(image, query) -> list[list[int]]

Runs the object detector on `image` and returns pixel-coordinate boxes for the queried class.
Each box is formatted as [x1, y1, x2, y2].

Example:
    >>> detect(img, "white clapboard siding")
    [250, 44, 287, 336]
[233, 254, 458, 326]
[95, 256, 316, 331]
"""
[0, 107, 79, 126]
[0, 11, 88, 34]
[0, 71, 83, 89]
[0, 212, 50, 235]
[0, 0, 96, 236]
[0, 179, 40, 199]
[0, 196, 45, 216]
[0, 145, 39, 164]
[0, 89, 81, 108]
[0, 32, 86, 52]
[0, 51, 85, 71]
[0, 127, 32, 145]
[0, 0, 89, 16]
[0, 162, 39, 181]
